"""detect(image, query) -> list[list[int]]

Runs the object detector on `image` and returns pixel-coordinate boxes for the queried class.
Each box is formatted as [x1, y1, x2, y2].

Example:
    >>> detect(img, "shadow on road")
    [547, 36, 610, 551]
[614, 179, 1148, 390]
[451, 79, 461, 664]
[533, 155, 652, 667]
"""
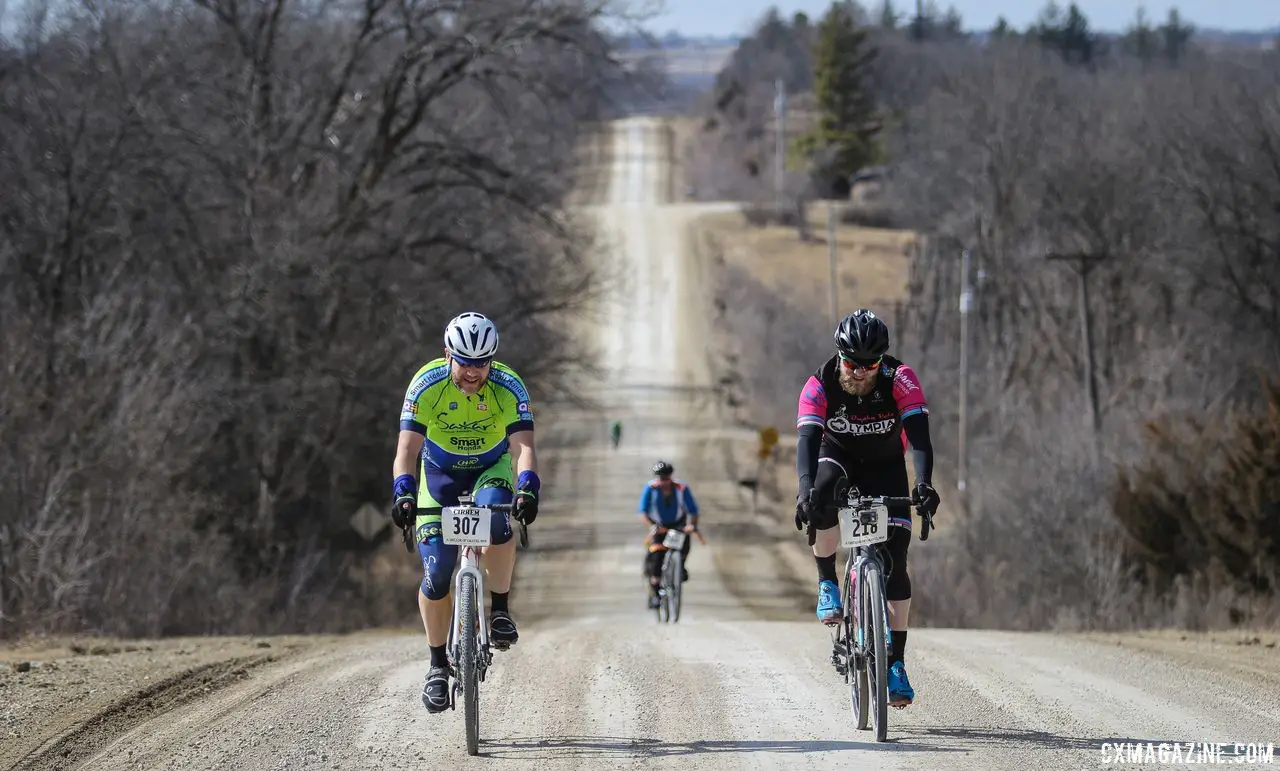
[482, 734, 963, 759]
[892, 725, 1198, 752]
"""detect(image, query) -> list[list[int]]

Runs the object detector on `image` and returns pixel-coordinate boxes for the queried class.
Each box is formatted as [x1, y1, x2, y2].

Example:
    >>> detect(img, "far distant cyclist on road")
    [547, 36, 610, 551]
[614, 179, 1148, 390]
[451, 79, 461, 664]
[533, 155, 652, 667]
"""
[636, 460, 700, 609]
[610, 420, 622, 449]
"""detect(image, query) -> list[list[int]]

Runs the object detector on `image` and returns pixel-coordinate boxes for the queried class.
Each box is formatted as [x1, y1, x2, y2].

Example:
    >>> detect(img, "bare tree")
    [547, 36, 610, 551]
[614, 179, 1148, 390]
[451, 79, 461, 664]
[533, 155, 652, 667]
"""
[0, 0, 637, 637]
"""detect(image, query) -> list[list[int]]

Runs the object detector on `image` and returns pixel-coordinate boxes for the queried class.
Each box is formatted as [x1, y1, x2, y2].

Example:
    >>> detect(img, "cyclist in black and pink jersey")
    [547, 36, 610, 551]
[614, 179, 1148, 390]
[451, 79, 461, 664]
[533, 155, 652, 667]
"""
[793, 308, 941, 708]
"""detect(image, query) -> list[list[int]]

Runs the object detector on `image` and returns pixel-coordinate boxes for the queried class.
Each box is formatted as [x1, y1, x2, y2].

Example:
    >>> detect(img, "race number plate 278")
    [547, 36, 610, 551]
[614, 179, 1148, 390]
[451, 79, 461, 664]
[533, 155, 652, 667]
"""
[838, 504, 889, 548]
[442, 506, 492, 546]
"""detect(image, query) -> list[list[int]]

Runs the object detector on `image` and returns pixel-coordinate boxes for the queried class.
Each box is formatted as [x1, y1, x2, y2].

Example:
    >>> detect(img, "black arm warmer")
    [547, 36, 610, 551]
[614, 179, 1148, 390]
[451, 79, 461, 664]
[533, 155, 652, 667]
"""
[902, 413, 934, 486]
[796, 424, 822, 497]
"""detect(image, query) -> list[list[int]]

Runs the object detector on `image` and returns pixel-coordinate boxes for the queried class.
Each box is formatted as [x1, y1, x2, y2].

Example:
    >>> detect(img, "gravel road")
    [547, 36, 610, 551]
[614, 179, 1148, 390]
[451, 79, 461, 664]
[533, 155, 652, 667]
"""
[3, 117, 1277, 771]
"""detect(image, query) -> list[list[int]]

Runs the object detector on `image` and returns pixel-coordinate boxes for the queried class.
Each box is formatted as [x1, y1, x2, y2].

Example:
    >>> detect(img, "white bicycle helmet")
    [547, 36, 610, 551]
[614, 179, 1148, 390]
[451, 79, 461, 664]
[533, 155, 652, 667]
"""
[443, 312, 499, 360]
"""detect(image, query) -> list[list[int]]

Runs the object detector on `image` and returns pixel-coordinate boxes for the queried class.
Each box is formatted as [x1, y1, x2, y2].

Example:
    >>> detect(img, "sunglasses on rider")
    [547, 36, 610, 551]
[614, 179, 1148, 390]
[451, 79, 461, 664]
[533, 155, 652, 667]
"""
[451, 353, 492, 368]
[838, 353, 882, 371]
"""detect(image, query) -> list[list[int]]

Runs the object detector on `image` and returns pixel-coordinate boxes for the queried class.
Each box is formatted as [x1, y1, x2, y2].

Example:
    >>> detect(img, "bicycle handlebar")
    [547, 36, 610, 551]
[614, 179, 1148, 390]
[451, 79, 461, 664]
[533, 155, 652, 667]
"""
[416, 503, 515, 514]
[397, 502, 519, 552]
[807, 489, 937, 546]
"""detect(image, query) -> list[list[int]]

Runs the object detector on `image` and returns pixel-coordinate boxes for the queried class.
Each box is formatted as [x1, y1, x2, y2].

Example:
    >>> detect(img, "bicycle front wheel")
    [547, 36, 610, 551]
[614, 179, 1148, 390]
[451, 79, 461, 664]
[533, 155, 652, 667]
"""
[846, 566, 869, 730]
[459, 573, 481, 755]
[656, 553, 671, 623]
[866, 562, 889, 742]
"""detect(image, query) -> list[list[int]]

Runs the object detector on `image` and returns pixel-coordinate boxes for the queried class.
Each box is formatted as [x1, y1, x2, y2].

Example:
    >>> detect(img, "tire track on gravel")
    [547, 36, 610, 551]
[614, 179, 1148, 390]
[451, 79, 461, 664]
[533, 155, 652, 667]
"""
[10, 654, 277, 771]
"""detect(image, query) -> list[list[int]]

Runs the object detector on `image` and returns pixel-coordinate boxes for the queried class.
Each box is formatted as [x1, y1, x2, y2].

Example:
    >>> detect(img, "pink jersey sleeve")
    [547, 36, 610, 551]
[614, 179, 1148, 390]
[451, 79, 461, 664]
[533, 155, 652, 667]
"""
[892, 364, 929, 419]
[796, 376, 827, 430]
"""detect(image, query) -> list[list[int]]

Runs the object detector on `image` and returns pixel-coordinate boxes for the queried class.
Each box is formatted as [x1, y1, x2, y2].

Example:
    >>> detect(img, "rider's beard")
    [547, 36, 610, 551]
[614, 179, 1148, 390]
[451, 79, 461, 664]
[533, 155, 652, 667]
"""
[838, 368, 876, 397]
[451, 367, 486, 395]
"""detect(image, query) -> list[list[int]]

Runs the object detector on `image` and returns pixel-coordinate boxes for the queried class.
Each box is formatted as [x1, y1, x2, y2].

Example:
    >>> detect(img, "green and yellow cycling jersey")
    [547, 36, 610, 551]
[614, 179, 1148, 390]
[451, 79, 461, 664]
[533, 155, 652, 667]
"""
[399, 358, 535, 473]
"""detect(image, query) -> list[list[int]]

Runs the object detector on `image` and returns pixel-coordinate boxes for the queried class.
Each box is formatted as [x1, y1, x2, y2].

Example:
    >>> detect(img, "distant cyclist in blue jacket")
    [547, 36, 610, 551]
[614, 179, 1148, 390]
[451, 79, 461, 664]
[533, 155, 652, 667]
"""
[637, 460, 700, 609]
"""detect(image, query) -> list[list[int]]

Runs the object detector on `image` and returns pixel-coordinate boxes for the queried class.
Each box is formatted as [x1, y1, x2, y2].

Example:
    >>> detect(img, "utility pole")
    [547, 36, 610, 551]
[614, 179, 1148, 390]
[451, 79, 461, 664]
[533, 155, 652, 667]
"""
[773, 77, 786, 217]
[1046, 251, 1106, 437]
[958, 248, 972, 515]
[828, 201, 839, 323]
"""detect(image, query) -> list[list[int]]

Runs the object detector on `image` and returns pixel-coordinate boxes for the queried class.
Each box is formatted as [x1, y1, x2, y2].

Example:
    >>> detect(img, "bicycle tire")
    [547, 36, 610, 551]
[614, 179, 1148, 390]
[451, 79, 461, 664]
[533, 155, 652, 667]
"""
[670, 551, 684, 623]
[459, 573, 481, 755]
[846, 563, 870, 730]
[657, 552, 671, 623]
[866, 562, 889, 742]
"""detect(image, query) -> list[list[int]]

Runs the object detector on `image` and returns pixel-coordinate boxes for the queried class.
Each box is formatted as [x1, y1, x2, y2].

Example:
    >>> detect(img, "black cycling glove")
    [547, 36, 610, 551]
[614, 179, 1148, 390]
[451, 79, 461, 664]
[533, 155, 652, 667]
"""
[913, 482, 940, 515]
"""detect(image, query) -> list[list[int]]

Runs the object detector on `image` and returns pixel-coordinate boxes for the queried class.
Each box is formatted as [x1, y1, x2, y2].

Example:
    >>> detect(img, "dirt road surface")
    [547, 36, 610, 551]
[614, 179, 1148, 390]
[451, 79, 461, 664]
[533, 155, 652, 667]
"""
[4, 117, 1278, 770]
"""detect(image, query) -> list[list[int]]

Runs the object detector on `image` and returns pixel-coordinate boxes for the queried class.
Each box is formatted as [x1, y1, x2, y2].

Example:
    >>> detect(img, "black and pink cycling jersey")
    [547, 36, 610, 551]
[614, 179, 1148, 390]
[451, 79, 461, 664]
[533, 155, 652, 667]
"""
[795, 354, 929, 461]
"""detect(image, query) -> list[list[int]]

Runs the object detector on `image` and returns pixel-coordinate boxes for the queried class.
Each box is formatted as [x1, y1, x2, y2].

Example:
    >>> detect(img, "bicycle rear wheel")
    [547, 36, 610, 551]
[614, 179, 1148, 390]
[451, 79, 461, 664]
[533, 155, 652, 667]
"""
[866, 562, 889, 742]
[459, 573, 481, 755]
[846, 565, 869, 730]
[669, 552, 684, 623]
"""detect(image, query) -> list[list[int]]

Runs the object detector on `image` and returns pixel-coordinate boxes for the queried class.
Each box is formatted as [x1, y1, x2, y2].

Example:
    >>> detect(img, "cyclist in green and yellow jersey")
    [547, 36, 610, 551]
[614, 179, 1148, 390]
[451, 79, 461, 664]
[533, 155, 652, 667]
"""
[390, 311, 541, 714]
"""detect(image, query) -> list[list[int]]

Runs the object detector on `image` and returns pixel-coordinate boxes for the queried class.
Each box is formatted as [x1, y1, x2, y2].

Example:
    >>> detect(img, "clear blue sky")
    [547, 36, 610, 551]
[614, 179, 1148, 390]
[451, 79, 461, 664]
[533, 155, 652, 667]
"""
[647, 1, 1275, 36]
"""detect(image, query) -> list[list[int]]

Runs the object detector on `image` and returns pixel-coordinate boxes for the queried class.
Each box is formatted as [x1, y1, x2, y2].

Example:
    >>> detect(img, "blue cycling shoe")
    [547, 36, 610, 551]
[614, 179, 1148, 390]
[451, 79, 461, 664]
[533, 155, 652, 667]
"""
[888, 661, 915, 707]
[816, 579, 842, 625]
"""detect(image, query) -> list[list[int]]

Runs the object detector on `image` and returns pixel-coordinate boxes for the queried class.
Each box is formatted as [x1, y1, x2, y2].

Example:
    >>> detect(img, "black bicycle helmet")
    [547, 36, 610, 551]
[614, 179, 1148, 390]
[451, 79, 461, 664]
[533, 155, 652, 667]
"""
[651, 460, 674, 477]
[834, 309, 890, 360]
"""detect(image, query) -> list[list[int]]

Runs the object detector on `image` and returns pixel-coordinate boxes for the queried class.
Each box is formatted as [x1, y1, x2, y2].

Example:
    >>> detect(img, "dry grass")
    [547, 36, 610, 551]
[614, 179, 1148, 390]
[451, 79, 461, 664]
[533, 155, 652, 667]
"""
[694, 208, 917, 317]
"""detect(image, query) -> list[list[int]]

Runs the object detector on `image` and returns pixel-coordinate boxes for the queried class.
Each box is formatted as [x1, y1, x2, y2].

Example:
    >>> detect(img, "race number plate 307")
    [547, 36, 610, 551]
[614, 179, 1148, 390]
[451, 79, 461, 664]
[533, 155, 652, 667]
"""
[442, 506, 493, 546]
[838, 504, 889, 548]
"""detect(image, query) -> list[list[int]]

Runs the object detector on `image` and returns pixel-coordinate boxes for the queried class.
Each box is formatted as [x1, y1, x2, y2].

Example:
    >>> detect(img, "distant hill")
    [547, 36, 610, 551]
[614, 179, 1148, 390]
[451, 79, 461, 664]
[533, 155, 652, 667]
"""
[612, 31, 741, 51]
[1191, 26, 1279, 48]
[635, 26, 1277, 52]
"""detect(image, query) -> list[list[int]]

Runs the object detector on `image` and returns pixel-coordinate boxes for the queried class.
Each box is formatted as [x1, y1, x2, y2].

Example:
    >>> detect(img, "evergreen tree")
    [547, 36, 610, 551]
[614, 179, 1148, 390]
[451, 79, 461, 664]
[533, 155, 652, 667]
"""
[1060, 3, 1094, 63]
[795, 1, 882, 192]
[1159, 7, 1194, 63]
[941, 4, 964, 38]
[1031, 1, 1094, 65]
[908, 0, 941, 42]
[1121, 5, 1157, 62]
[990, 15, 1014, 39]
[876, 0, 901, 30]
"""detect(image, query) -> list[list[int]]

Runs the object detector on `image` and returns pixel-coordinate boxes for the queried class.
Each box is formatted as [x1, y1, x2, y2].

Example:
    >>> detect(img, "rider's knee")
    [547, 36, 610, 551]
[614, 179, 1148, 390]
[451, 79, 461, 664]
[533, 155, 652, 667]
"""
[474, 485, 514, 545]
[885, 565, 912, 602]
[645, 550, 664, 576]
[884, 527, 913, 602]
[419, 535, 456, 601]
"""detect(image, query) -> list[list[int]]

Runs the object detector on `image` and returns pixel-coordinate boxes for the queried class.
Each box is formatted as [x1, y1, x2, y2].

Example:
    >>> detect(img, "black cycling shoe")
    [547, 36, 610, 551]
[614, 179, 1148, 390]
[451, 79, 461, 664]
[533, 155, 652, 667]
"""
[647, 594, 660, 610]
[681, 568, 690, 582]
[490, 611, 519, 650]
[421, 665, 451, 713]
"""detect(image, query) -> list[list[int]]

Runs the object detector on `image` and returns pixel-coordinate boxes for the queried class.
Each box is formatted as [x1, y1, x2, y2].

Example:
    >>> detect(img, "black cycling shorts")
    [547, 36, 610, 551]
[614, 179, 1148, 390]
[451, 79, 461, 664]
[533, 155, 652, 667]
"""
[810, 443, 913, 602]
